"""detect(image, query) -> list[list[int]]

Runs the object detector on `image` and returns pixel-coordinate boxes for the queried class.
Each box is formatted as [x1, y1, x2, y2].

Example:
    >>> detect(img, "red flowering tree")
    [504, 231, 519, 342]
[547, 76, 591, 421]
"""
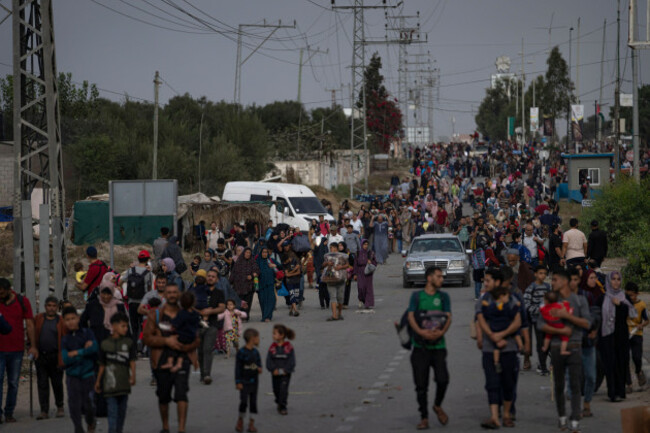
[358, 53, 402, 152]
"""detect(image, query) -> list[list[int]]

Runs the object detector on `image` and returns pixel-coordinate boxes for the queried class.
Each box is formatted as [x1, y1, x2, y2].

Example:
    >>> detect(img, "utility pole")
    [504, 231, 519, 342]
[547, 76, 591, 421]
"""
[629, 0, 641, 182]
[12, 0, 67, 306]
[332, 0, 398, 198]
[297, 46, 328, 103]
[567, 25, 573, 152]
[521, 37, 525, 145]
[233, 20, 297, 106]
[598, 19, 606, 141]
[153, 71, 161, 180]
[325, 87, 340, 109]
[576, 17, 581, 100]
[614, 0, 621, 179]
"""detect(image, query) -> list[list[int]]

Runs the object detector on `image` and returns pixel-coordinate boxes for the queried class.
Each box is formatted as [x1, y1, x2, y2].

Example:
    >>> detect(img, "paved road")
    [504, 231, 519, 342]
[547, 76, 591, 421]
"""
[9, 252, 648, 433]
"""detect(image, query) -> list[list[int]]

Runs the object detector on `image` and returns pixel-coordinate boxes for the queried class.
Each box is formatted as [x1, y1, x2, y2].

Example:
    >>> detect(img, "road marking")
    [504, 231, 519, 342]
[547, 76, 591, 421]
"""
[399, 349, 408, 354]
[393, 355, 404, 360]
[384, 367, 395, 372]
[388, 361, 399, 366]
[367, 389, 380, 395]
[344, 416, 359, 423]
[336, 425, 353, 432]
[378, 374, 390, 380]
[362, 397, 376, 404]
[372, 381, 385, 388]
[352, 406, 367, 413]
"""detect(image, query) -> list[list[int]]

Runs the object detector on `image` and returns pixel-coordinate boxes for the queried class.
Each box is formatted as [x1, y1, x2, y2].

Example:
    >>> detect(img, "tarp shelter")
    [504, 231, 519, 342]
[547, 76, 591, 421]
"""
[71, 193, 271, 247]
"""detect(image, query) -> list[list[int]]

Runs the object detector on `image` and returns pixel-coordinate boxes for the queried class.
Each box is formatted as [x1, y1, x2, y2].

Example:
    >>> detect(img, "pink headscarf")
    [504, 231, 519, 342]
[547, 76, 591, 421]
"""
[99, 271, 123, 300]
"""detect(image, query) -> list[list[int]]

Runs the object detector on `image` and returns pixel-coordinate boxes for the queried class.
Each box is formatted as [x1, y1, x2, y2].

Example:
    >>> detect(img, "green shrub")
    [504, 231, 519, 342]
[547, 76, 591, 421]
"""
[621, 221, 650, 292]
[582, 178, 650, 256]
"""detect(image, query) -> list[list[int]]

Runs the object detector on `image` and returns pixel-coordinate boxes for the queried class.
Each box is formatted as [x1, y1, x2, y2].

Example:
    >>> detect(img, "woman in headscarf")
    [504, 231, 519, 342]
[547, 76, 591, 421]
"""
[370, 214, 390, 264]
[98, 271, 123, 301]
[597, 271, 637, 402]
[161, 235, 187, 274]
[229, 247, 259, 318]
[161, 257, 184, 291]
[233, 245, 244, 262]
[578, 269, 604, 417]
[354, 240, 376, 310]
[199, 250, 216, 272]
[255, 248, 277, 322]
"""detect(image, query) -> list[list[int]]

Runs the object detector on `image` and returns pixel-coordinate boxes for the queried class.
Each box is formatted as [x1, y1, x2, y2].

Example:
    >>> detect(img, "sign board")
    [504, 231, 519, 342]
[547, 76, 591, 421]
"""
[620, 93, 633, 107]
[530, 107, 539, 132]
[109, 180, 178, 267]
[581, 199, 593, 207]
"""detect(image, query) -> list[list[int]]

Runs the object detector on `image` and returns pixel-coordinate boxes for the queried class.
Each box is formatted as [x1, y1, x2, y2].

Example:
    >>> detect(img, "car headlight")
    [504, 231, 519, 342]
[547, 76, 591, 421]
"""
[449, 260, 465, 269]
[405, 261, 424, 270]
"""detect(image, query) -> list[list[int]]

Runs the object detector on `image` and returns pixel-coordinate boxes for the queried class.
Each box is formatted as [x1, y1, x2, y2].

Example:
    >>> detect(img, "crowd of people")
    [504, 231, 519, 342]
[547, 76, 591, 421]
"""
[0, 140, 647, 433]
[394, 141, 648, 432]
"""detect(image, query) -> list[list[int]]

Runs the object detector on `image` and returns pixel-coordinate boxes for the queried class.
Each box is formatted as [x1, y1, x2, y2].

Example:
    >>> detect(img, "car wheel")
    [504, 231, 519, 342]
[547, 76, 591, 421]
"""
[403, 275, 413, 288]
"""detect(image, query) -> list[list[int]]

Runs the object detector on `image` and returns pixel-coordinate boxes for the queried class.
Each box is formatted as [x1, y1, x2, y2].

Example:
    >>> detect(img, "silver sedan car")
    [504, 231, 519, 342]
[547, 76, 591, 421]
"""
[402, 234, 472, 288]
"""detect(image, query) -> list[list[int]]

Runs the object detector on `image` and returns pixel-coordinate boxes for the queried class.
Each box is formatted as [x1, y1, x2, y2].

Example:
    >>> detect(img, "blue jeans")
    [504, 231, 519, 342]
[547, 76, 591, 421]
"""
[582, 346, 597, 403]
[397, 239, 403, 252]
[474, 281, 482, 298]
[0, 351, 24, 417]
[106, 395, 129, 433]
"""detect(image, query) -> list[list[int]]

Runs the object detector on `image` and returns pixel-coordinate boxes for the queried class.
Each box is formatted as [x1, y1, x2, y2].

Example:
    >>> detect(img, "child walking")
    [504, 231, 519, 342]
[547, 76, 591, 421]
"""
[235, 328, 262, 433]
[266, 324, 296, 415]
[94, 312, 136, 433]
[626, 282, 649, 389]
[61, 306, 98, 433]
[218, 299, 248, 358]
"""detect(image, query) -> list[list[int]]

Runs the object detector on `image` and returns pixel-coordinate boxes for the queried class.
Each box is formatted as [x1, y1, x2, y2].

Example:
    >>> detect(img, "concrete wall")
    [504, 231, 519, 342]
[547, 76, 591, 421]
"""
[0, 144, 13, 207]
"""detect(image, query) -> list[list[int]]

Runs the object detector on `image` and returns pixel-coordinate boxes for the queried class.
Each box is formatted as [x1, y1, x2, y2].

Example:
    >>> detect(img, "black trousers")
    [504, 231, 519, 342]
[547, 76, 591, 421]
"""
[128, 302, 142, 345]
[410, 348, 449, 420]
[550, 345, 582, 421]
[343, 279, 352, 306]
[239, 383, 258, 415]
[533, 323, 548, 370]
[482, 351, 518, 405]
[35, 352, 64, 413]
[628, 335, 644, 378]
[318, 282, 330, 308]
[272, 374, 291, 410]
[241, 292, 254, 319]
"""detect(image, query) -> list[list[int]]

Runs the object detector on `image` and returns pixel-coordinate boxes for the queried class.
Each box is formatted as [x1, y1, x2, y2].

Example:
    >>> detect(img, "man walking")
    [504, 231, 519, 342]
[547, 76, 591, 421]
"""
[125, 250, 153, 347]
[562, 218, 587, 268]
[194, 270, 226, 385]
[407, 267, 451, 430]
[522, 223, 543, 268]
[586, 220, 608, 267]
[75, 246, 108, 299]
[153, 227, 170, 267]
[0, 278, 37, 423]
[143, 283, 200, 433]
[34, 296, 66, 420]
[538, 269, 591, 433]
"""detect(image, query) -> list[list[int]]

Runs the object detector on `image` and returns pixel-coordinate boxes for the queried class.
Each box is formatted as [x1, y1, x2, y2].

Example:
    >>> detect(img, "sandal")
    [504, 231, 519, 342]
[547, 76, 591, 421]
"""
[581, 408, 592, 418]
[433, 406, 448, 425]
[502, 417, 515, 428]
[326, 317, 338, 321]
[416, 419, 429, 430]
[480, 419, 500, 430]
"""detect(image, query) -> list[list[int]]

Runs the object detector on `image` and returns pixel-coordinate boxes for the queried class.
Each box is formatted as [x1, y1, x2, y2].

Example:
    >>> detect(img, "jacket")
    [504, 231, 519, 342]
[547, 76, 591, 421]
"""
[34, 313, 67, 367]
[61, 328, 98, 379]
[266, 341, 296, 375]
[217, 309, 247, 332]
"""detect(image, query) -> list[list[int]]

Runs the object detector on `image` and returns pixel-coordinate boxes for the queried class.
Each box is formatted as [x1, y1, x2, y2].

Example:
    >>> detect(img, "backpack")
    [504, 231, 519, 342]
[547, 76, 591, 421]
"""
[126, 267, 149, 300]
[175, 260, 188, 275]
[291, 234, 311, 253]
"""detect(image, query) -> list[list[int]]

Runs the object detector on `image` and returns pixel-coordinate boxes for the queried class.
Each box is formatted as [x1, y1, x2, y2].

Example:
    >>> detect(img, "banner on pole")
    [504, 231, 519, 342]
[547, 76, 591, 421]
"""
[543, 117, 554, 137]
[571, 105, 584, 142]
[620, 93, 633, 107]
[530, 107, 539, 132]
[508, 117, 515, 138]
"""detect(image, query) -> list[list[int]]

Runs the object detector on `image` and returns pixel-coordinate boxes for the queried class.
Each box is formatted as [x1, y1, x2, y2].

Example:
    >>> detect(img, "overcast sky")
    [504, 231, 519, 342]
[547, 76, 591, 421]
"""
[0, 0, 647, 141]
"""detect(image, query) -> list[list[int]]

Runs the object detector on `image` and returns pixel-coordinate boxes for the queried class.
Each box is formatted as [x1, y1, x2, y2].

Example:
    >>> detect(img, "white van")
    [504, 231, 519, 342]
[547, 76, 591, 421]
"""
[222, 182, 335, 232]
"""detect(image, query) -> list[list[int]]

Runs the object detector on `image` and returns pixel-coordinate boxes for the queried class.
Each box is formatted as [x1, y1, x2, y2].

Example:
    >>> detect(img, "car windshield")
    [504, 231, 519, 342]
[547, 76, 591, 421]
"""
[288, 196, 327, 214]
[410, 238, 463, 253]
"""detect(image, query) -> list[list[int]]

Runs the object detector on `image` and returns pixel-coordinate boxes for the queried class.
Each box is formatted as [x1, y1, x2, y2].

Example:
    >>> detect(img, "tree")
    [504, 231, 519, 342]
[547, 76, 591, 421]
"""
[359, 53, 402, 152]
[475, 78, 516, 141]
[540, 47, 574, 128]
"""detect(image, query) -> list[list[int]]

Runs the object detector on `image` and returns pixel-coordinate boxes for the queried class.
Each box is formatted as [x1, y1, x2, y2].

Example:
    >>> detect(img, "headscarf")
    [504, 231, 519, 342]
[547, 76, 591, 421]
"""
[579, 269, 604, 306]
[99, 271, 123, 300]
[161, 257, 176, 273]
[233, 245, 244, 262]
[230, 247, 259, 295]
[98, 290, 121, 332]
[601, 270, 637, 337]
